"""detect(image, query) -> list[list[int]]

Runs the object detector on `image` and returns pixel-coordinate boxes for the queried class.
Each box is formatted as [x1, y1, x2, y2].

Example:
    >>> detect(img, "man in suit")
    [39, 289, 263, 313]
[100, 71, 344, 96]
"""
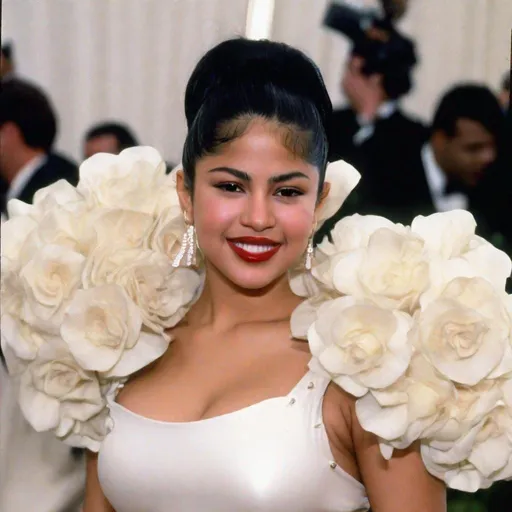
[0, 78, 85, 512]
[83, 121, 139, 159]
[318, 84, 505, 241]
[0, 79, 79, 216]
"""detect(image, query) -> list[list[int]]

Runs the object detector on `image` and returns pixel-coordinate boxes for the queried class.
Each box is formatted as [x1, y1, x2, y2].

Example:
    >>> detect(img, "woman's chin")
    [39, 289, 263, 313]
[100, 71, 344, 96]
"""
[224, 267, 287, 292]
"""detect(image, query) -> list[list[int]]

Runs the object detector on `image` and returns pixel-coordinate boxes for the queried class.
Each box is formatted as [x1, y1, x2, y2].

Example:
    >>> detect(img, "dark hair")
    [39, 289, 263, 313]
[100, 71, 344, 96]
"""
[85, 122, 139, 151]
[0, 79, 57, 151]
[432, 84, 504, 140]
[182, 38, 332, 194]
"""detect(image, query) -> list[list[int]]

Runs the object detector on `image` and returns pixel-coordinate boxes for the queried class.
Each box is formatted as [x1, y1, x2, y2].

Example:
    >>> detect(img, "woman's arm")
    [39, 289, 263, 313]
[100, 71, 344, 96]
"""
[83, 451, 114, 512]
[352, 404, 446, 512]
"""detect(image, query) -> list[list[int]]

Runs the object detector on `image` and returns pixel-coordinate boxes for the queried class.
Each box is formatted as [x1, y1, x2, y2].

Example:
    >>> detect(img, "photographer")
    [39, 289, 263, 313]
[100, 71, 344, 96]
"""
[326, 0, 427, 166]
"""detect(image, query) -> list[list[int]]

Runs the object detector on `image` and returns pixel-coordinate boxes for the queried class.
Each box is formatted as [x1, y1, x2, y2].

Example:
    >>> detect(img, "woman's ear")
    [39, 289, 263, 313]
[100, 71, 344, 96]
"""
[176, 170, 193, 223]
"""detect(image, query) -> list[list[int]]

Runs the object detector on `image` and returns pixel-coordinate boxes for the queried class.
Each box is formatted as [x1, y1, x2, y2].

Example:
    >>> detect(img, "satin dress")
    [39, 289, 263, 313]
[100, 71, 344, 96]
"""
[98, 370, 369, 512]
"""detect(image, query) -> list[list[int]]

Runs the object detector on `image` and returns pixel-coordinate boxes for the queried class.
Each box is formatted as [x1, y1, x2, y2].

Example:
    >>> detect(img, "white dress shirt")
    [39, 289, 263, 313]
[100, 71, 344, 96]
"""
[421, 144, 468, 212]
[6, 154, 46, 202]
[353, 101, 398, 145]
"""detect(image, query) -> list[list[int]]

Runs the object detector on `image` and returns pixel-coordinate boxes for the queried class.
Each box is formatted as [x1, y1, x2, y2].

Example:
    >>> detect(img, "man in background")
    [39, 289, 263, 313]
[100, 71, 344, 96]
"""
[318, 84, 505, 240]
[0, 79, 79, 217]
[499, 71, 510, 111]
[0, 78, 85, 512]
[1, 42, 15, 80]
[83, 121, 139, 159]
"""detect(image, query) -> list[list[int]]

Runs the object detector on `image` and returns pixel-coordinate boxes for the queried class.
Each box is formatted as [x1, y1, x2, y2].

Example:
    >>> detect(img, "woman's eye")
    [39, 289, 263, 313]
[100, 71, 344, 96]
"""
[216, 182, 243, 193]
[276, 187, 303, 198]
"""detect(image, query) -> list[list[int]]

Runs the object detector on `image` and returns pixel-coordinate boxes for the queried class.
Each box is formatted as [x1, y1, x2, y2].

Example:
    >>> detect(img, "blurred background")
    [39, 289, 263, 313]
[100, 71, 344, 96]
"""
[1, 1, 511, 511]
[3, 0, 510, 163]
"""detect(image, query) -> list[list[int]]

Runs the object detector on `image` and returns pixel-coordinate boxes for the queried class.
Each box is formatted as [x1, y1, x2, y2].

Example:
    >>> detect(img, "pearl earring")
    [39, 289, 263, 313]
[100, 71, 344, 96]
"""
[172, 214, 196, 268]
[304, 236, 314, 270]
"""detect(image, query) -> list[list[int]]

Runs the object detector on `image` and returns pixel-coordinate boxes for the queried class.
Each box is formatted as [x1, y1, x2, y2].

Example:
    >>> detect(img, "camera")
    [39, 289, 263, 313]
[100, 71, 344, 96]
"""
[323, 1, 417, 98]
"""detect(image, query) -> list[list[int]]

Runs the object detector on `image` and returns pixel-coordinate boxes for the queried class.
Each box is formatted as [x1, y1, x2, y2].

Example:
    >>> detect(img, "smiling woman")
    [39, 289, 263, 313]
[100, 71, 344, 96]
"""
[5, 36, 511, 512]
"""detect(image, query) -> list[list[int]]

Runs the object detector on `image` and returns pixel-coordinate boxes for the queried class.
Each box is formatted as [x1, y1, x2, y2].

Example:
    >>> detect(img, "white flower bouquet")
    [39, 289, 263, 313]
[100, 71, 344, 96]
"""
[293, 208, 512, 491]
[0, 147, 201, 451]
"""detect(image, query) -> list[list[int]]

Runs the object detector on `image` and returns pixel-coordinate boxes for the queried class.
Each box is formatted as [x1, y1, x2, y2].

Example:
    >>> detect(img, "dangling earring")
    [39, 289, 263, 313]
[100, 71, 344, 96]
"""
[304, 236, 314, 270]
[172, 214, 196, 268]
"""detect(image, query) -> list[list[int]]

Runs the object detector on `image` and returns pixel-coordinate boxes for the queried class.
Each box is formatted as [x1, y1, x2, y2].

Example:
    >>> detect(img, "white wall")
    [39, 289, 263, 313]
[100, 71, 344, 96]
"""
[3, 0, 511, 163]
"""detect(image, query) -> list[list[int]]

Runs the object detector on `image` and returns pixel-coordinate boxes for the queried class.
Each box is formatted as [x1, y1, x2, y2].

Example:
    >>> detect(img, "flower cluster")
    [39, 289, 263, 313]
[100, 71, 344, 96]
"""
[295, 210, 512, 491]
[0, 147, 201, 451]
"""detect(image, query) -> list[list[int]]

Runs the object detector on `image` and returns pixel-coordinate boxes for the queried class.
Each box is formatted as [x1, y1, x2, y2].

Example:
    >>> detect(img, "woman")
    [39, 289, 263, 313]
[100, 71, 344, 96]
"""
[83, 39, 445, 511]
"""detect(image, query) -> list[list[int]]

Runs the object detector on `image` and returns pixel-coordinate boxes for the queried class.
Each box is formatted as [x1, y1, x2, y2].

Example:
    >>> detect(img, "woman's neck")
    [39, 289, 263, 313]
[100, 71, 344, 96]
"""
[186, 264, 303, 332]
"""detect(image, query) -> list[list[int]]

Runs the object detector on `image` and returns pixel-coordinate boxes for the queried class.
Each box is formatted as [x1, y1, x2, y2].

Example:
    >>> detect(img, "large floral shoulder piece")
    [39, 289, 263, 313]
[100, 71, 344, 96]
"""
[292, 206, 512, 492]
[0, 147, 201, 451]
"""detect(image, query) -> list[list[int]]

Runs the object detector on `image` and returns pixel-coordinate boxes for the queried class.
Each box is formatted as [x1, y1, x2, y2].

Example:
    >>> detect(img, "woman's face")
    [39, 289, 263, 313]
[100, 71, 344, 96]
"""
[178, 119, 325, 290]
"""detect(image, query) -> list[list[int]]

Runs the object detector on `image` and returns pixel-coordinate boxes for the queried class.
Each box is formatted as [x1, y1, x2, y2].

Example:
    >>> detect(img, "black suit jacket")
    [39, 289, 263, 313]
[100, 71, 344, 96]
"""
[1, 153, 78, 216]
[317, 107, 431, 242]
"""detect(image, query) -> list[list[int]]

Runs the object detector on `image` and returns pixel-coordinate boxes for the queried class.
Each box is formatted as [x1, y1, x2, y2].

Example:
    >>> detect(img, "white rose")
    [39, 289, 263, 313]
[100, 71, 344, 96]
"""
[308, 296, 413, 397]
[84, 249, 200, 334]
[60, 407, 112, 452]
[312, 214, 395, 290]
[94, 209, 155, 251]
[153, 168, 182, 216]
[290, 291, 337, 340]
[417, 277, 511, 385]
[315, 160, 361, 229]
[20, 205, 95, 262]
[77, 146, 167, 214]
[7, 179, 84, 221]
[1, 314, 47, 364]
[61, 284, 169, 377]
[19, 244, 86, 333]
[422, 405, 512, 492]
[411, 210, 477, 260]
[147, 205, 186, 260]
[355, 354, 455, 450]
[332, 226, 430, 312]
[18, 341, 104, 434]
[1, 214, 38, 273]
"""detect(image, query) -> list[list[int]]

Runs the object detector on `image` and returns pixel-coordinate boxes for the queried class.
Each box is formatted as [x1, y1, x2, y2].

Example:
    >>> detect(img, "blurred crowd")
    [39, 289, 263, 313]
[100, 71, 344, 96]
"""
[0, 2, 510, 510]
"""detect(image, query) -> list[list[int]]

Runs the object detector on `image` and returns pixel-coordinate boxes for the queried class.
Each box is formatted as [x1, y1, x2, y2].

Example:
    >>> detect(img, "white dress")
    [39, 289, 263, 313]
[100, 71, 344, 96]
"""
[98, 370, 370, 512]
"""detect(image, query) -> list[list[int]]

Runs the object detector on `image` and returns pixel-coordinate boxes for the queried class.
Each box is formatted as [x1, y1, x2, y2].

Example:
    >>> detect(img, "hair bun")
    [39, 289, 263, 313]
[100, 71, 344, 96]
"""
[185, 38, 332, 129]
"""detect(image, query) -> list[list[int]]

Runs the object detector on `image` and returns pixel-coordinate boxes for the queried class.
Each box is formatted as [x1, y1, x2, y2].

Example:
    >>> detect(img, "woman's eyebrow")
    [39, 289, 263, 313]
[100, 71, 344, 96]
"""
[208, 167, 309, 184]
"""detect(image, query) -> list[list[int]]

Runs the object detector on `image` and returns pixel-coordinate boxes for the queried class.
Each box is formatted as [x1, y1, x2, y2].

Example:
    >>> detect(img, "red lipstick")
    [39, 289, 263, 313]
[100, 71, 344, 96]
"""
[227, 237, 281, 263]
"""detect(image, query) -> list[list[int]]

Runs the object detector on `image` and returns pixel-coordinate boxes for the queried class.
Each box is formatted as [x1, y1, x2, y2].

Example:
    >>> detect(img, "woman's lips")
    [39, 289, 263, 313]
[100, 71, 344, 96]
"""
[227, 237, 281, 263]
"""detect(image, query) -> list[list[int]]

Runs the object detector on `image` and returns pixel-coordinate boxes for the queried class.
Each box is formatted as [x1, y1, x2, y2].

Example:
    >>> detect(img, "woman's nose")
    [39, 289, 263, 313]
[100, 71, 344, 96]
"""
[239, 192, 276, 232]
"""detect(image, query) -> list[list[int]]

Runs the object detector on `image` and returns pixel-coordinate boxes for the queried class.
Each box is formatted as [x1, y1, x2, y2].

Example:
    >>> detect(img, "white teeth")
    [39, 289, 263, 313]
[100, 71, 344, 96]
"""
[234, 243, 276, 254]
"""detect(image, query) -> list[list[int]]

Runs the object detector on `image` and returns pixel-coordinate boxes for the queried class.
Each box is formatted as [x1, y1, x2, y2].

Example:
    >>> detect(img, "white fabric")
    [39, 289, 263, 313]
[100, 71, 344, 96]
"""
[0, 373, 85, 512]
[98, 370, 369, 512]
[5, 154, 46, 202]
[421, 143, 468, 212]
[2, 0, 250, 164]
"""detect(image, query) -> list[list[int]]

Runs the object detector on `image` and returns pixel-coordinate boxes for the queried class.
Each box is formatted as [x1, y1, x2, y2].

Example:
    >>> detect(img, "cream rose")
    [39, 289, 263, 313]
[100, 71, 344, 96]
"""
[77, 146, 167, 214]
[147, 205, 186, 260]
[61, 284, 169, 377]
[422, 405, 512, 492]
[94, 209, 155, 251]
[332, 226, 430, 312]
[355, 354, 455, 450]
[19, 244, 86, 333]
[308, 296, 413, 397]
[84, 248, 200, 334]
[18, 341, 104, 434]
[60, 407, 112, 452]
[315, 160, 361, 230]
[417, 277, 511, 385]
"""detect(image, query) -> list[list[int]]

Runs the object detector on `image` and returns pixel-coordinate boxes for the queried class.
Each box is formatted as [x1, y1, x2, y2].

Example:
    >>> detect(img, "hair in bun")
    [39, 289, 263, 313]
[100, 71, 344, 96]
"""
[182, 38, 332, 193]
